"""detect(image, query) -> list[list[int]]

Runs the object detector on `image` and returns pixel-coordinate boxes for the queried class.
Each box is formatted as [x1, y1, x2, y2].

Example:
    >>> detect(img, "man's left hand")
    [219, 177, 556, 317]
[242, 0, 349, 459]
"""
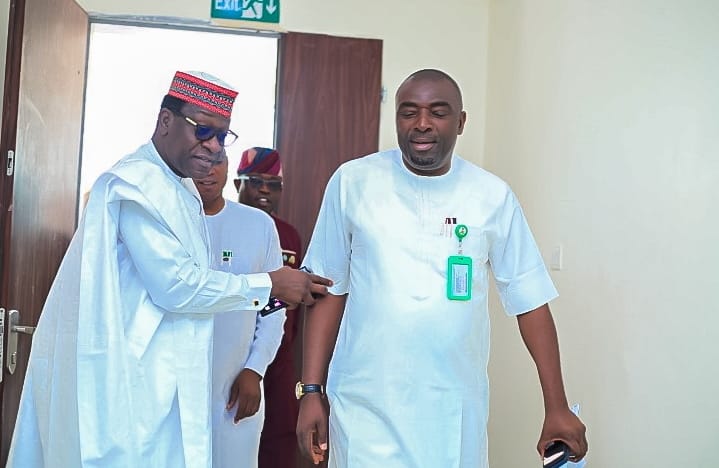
[227, 368, 262, 423]
[537, 407, 588, 462]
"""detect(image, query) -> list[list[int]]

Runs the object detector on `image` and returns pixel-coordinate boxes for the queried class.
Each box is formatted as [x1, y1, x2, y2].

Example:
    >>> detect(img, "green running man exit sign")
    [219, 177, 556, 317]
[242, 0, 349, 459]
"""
[211, 0, 280, 24]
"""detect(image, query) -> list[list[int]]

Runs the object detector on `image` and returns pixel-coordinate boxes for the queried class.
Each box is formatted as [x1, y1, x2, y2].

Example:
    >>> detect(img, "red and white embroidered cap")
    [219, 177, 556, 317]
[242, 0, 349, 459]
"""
[167, 70, 238, 118]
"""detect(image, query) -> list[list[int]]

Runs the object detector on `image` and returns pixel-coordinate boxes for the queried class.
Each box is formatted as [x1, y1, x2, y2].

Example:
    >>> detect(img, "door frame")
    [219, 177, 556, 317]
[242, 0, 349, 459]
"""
[0, 0, 25, 309]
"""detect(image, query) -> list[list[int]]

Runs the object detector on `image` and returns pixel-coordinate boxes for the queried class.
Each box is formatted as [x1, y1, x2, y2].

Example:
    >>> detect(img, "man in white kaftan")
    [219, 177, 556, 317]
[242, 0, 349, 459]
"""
[304, 150, 556, 467]
[296, 70, 588, 467]
[7, 71, 329, 468]
[195, 154, 286, 467]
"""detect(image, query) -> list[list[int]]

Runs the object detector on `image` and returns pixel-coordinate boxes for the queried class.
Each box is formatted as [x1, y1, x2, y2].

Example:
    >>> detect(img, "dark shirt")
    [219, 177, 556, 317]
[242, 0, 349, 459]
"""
[261, 214, 302, 437]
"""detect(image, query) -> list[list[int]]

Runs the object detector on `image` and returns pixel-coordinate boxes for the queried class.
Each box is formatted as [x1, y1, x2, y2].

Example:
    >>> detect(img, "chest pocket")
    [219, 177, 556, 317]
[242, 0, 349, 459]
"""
[459, 226, 489, 264]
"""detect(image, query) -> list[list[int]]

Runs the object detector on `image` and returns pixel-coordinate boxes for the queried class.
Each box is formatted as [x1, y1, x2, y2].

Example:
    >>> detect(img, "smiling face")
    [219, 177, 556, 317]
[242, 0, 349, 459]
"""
[153, 102, 230, 179]
[235, 173, 283, 215]
[194, 153, 228, 215]
[395, 73, 467, 176]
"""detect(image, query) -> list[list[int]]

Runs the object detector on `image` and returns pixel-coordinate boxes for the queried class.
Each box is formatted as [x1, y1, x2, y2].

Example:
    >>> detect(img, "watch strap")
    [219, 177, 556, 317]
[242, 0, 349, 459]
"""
[296, 381, 324, 399]
[302, 383, 323, 394]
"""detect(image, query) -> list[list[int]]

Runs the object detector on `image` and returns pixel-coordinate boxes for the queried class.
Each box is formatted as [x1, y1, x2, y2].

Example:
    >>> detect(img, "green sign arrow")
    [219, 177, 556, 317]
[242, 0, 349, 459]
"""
[211, 0, 280, 24]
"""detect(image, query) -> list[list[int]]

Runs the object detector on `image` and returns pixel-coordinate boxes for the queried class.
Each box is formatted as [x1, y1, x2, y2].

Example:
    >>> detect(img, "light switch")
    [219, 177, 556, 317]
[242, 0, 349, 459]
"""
[550, 244, 563, 271]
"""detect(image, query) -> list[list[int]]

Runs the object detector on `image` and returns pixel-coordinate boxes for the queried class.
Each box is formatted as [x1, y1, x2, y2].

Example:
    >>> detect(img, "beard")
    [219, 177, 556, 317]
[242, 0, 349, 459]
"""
[408, 151, 439, 167]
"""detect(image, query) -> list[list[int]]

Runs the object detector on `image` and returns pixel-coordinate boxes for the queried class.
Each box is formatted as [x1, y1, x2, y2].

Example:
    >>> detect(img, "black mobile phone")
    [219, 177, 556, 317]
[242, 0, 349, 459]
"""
[543, 441, 570, 468]
[260, 297, 287, 316]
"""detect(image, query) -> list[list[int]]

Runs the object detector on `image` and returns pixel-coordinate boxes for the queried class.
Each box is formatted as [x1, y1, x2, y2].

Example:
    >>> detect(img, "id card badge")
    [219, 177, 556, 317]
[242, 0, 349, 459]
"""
[447, 255, 472, 300]
[447, 224, 472, 300]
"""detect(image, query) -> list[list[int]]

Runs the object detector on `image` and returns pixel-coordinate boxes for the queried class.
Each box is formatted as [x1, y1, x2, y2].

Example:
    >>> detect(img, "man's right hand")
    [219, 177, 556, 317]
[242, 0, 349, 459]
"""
[296, 393, 329, 465]
[268, 266, 332, 307]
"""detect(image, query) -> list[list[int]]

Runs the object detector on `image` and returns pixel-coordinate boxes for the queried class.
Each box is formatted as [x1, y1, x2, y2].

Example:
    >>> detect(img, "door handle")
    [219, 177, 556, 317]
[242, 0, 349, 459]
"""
[7, 309, 35, 374]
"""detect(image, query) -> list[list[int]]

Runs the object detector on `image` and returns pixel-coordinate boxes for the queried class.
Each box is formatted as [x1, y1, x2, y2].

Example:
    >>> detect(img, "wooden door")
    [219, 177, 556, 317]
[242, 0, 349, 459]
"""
[275, 31, 382, 468]
[0, 0, 88, 462]
[276, 31, 383, 254]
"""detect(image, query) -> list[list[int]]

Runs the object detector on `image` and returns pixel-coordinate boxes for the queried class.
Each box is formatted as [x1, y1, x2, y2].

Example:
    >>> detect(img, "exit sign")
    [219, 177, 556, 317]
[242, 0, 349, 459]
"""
[211, 0, 280, 24]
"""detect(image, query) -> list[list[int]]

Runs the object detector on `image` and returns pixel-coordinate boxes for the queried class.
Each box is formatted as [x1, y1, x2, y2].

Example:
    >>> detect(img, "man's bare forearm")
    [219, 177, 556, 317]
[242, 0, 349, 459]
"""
[517, 303, 568, 413]
[302, 293, 347, 384]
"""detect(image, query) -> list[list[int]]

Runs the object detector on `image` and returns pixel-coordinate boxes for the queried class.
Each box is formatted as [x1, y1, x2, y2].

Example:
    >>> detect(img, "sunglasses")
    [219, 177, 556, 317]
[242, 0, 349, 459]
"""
[172, 111, 238, 147]
[238, 175, 283, 192]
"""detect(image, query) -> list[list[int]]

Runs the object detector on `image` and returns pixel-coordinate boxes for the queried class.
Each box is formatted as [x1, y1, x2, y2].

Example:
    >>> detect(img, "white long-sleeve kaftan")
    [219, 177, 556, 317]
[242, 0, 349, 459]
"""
[205, 200, 285, 468]
[7, 142, 272, 468]
[303, 149, 559, 468]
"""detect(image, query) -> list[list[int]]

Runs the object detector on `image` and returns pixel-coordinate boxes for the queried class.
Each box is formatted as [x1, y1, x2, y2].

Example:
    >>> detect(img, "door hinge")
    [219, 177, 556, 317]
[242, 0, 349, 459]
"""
[6, 149, 14, 176]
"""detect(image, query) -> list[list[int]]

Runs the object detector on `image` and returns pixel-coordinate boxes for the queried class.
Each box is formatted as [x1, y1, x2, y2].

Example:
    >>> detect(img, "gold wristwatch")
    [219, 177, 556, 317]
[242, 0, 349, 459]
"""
[295, 381, 324, 400]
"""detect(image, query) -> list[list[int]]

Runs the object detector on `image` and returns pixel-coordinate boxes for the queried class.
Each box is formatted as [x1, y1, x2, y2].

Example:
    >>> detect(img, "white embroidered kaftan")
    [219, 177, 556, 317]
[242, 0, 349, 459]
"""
[205, 200, 285, 468]
[8, 142, 271, 468]
[303, 149, 558, 468]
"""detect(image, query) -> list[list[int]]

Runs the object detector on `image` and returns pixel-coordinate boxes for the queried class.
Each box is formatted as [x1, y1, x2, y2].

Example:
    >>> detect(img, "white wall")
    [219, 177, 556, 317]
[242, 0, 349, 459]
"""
[76, 0, 489, 164]
[485, 1, 719, 467]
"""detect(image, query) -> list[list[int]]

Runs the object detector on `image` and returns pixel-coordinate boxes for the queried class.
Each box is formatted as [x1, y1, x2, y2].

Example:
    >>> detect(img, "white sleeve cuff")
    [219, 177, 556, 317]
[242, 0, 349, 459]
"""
[497, 265, 558, 316]
[243, 273, 272, 311]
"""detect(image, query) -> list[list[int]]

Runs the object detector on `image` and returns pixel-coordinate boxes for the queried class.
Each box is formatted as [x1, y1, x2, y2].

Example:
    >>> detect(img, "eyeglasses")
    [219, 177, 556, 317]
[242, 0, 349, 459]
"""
[173, 111, 238, 147]
[238, 175, 283, 192]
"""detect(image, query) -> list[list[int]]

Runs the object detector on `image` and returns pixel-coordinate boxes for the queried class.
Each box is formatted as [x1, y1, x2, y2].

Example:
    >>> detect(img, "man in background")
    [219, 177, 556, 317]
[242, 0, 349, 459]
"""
[235, 147, 303, 468]
[8, 71, 329, 468]
[194, 152, 285, 468]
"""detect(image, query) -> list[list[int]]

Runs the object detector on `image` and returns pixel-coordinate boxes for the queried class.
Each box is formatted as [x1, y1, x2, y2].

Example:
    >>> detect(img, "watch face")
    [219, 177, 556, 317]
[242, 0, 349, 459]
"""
[295, 381, 303, 400]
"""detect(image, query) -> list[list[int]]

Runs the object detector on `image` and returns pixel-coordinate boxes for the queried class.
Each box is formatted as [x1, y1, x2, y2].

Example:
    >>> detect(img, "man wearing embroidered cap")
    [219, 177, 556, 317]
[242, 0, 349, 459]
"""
[7, 71, 331, 468]
[235, 147, 304, 468]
